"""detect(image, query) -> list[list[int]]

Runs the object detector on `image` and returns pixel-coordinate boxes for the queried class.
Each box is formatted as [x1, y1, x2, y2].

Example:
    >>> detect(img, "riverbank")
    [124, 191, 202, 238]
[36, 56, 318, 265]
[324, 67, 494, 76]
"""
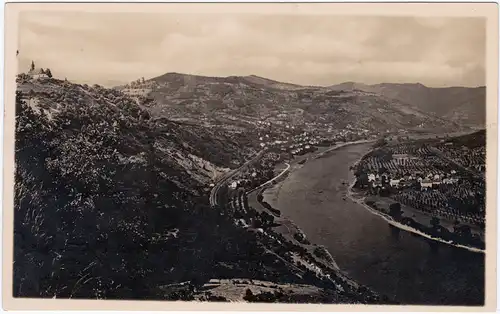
[246, 141, 383, 298]
[246, 191, 387, 303]
[347, 187, 485, 253]
[256, 139, 485, 254]
[344, 143, 485, 253]
[246, 141, 484, 305]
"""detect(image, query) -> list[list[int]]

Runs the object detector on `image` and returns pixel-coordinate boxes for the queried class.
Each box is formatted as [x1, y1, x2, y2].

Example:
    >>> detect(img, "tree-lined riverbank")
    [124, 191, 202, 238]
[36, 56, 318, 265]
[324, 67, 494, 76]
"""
[253, 142, 484, 305]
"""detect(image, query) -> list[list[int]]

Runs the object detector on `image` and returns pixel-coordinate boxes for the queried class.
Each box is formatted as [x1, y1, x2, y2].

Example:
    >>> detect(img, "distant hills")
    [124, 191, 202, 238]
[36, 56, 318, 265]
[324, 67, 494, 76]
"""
[120, 72, 485, 134]
[327, 82, 486, 127]
[140, 73, 486, 129]
[149, 72, 312, 92]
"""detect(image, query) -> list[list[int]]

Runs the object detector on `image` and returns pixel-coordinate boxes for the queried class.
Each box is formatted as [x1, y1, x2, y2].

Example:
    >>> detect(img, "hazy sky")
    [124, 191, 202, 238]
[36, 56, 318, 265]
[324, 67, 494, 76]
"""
[18, 11, 486, 87]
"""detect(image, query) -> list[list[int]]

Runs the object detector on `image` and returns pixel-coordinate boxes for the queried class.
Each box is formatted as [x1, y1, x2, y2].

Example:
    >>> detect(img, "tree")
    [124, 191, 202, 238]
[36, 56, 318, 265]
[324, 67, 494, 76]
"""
[45, 68, 53, 78]
[374, 138, 387, 148]
[262, 212, 274, 226]
[30, 60, 35, 71]
[356, 173, 369, 188]
[15, 91, 24, 117]
[245, 288, 254, 300]
[455, 225, 472, 238]
[430, 217, 440, 229]
[389, 203, 402, 220]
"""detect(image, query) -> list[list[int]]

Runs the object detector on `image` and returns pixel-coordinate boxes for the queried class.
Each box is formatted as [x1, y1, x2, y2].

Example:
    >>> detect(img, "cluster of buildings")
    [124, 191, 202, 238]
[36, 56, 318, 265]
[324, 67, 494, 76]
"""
[356, 139, 486, 227]
[256, 130, 327, 156]
[366, 170, 460, 191]
[17, 61, 53, 83]
[27, 68, 50, 80]
[121, 78, 158, 97]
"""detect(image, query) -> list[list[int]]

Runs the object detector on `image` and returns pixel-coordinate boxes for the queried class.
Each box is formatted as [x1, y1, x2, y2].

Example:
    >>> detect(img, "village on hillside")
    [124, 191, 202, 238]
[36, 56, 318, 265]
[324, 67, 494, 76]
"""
[353, 131, 486, 248]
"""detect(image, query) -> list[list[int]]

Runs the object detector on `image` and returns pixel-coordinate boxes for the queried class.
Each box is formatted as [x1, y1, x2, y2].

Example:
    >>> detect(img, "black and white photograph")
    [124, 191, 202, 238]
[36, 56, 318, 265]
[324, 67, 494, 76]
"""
[3, 2, 498, 311]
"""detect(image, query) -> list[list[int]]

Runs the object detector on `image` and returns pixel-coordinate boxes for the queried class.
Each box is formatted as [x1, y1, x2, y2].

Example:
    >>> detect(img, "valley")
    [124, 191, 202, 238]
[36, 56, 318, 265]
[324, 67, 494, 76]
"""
[13, 69, 485, 303]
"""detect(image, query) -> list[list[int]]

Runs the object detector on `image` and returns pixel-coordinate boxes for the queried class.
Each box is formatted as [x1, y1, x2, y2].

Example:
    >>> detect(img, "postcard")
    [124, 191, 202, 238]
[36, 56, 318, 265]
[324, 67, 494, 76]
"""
[3, 2, 498, 312]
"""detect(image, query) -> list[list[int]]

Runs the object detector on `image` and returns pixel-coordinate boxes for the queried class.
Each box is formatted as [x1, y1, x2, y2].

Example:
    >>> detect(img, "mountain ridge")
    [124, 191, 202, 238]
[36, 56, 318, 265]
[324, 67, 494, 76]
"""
[326, 81, 485, 127]
[124, 72, 485, 127]
[117, 72, 470, 134]
[141, 72, 484, 90]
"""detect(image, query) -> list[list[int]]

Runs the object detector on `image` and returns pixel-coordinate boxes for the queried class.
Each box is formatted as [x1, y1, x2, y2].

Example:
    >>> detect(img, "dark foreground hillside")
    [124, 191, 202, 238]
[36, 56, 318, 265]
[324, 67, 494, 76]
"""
[13, 80, 381, 303]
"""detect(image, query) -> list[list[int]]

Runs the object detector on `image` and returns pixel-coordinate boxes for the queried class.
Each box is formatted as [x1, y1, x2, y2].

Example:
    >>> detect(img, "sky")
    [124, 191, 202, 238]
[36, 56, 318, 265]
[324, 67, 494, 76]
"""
[18, 11, 486, 88]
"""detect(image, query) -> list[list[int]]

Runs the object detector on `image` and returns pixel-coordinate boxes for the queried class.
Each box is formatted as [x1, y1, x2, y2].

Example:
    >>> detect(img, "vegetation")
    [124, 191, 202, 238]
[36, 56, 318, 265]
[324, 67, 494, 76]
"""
[388, 203, 403, 220]
[13, 82, 287, 300]
[14, 79, 389, 303]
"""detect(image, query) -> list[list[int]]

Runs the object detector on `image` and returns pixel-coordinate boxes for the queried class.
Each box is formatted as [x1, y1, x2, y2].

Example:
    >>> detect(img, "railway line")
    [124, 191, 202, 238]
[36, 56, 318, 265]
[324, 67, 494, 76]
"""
[209, 150, 266, 206]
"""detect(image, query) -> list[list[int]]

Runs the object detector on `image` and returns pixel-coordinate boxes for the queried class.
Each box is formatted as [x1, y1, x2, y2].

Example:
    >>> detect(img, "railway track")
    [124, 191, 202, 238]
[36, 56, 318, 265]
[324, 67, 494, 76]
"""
[209, 150, 266, 206]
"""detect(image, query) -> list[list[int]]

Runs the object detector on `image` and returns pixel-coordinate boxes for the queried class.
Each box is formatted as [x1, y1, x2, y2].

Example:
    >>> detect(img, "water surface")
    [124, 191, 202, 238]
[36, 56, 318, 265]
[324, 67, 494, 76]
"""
[269, 143, 484, 305]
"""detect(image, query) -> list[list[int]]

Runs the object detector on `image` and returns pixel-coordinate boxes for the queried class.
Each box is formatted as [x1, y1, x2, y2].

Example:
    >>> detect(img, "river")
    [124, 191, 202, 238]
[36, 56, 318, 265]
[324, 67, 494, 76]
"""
[265, 142, 485, 305]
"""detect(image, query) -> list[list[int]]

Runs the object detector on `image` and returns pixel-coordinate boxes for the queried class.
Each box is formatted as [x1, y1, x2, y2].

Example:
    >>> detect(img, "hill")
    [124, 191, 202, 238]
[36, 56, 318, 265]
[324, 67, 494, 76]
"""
[445, 129, 486, 149]
[118, 73, 463, 135]
[239, 75, 315, 91]
[14, 78, 382, 302]
[328, 82, 485, 127]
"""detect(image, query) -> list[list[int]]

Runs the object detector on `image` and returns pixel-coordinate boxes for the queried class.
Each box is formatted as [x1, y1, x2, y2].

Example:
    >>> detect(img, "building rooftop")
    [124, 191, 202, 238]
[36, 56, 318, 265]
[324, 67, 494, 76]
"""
[28, 68, 45, 75]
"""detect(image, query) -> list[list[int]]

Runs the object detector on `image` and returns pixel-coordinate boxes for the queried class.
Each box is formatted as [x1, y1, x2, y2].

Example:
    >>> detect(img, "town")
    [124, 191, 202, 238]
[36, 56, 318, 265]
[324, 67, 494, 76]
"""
[352, 131, 486, 249]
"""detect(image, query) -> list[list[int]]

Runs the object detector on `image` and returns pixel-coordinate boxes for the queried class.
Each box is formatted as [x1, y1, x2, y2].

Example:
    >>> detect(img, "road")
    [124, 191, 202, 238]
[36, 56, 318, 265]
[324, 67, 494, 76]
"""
[209, 150, 266, 206]
[247, 163, 291, 194]
[209, 140, 372, 207]
[246, 139, 378, 218]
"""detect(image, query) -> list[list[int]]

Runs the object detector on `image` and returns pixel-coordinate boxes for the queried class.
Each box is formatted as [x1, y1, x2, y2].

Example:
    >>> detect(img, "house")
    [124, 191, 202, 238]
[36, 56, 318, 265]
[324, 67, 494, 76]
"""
[400, 179, 415, 188]
[368, 173, 376, 182]
[28, 68, 49, 80]
[442, 177, 458, 185]
[389, 179, 400, 187]
[421, 179, 433, 190]
[404, 174, 413, 181]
